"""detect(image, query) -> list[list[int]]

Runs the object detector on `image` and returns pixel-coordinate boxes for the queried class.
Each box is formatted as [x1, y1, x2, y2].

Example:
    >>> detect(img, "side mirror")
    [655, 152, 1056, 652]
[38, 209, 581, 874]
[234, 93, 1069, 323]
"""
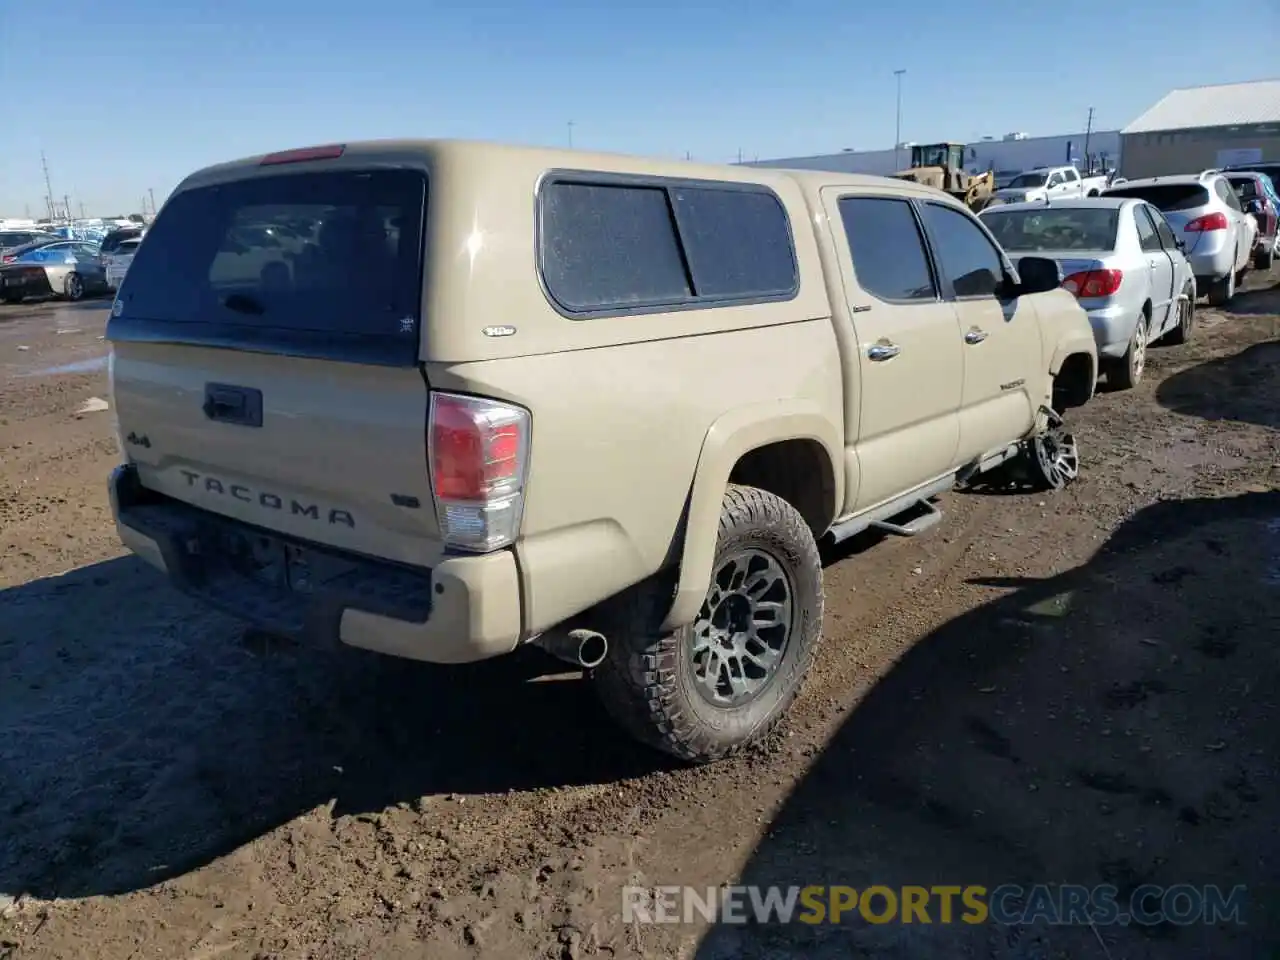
[1011, 256, 1063, 295]
[1175, 237, 1187, 252]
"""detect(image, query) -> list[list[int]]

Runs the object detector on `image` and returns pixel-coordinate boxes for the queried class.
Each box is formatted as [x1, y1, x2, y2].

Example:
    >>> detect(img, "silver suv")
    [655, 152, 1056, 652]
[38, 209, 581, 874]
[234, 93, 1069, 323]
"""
[1103, 172, 1254, 306]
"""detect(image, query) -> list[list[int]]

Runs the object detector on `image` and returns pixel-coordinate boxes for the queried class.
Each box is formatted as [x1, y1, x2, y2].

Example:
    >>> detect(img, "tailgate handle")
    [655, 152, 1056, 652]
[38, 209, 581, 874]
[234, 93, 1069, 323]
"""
[203, 383, 263, 428]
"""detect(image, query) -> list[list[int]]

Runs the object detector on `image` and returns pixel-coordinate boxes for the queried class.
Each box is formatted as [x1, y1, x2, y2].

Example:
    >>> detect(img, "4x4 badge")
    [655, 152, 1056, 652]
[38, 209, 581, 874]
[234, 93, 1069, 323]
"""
[482, 325, 517, 338]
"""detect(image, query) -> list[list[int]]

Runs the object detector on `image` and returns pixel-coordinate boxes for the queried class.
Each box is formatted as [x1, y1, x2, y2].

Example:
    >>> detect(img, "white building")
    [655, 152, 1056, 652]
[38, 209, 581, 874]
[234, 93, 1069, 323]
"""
[743, 129, 1121, 179]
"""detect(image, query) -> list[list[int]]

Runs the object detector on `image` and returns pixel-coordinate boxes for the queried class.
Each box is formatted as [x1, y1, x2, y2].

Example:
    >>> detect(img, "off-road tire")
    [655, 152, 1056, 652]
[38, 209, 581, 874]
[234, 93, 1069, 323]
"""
[593, 484, 824, 764]
[1106, 314, 1147, 390]
[1162, 282, 1195, 345]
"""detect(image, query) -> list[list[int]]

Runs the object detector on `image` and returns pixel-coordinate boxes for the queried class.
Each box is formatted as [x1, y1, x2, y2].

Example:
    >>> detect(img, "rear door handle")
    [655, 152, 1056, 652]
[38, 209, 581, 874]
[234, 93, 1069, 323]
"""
[867, 342, 901, 361]
[964, 328, 989, 344]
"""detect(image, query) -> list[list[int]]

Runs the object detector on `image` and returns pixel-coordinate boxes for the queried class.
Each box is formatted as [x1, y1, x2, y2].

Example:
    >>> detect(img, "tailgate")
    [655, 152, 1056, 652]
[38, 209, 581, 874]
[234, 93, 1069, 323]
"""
[110, 342, 438, 564]
[106, 161, 439, 566]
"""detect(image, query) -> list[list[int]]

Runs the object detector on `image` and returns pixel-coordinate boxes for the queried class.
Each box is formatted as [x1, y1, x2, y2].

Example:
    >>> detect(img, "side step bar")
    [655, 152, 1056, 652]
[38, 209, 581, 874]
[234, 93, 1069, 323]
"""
[868, 498, 943, 537]
[825, 475, 954, 546]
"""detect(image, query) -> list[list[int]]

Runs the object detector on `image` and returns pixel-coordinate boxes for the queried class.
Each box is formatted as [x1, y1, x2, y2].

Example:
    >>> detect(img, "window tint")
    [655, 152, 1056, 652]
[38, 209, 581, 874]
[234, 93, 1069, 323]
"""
[541, 182, 691, 311]
[1064, 169, 1080, 182]
[100, 228, 142, 254]
[669, 187, 796, 298]
[539, 179, 797, 314]
[1047, 173, 1064, 188]
[919, 203, 1004, 298]
[837, 197, 936, 302]
[115, 170, 427, 363]
[1134, 207, 1162, 252]
[1227, 177, 1260, 200]
[1149, 208, 1178, 249]
[1105, 184, 1208, 211]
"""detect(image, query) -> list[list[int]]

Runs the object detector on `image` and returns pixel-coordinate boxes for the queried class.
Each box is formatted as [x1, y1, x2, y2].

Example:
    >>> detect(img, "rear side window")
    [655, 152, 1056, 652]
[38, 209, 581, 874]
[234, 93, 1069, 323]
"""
[838, 197, 936, 302]
[1227, 177, 1260, 200]
[539, 177, 797, 315]
[113, 169, 427, 366]
[1105, 184, 1208, 211]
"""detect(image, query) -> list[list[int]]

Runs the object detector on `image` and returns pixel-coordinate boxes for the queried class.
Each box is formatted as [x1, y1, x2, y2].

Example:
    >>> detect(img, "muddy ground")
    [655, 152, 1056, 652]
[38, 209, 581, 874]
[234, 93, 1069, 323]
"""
[2, 277, 1279, 960]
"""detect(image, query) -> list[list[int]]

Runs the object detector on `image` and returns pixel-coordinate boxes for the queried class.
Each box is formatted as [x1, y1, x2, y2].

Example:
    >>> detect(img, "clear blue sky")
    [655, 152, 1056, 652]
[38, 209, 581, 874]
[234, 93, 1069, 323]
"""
[2, 0, 1276, 216]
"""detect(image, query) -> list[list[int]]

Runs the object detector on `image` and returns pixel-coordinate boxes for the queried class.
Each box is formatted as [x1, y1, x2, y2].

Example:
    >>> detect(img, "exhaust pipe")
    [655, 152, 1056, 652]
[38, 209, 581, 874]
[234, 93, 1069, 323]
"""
[534, 628, 609, 669]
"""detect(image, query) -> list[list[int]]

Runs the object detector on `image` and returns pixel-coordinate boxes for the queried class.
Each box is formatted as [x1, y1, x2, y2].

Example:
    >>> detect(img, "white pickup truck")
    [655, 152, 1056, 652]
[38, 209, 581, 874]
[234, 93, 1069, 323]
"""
[992, 165, 1110, 205]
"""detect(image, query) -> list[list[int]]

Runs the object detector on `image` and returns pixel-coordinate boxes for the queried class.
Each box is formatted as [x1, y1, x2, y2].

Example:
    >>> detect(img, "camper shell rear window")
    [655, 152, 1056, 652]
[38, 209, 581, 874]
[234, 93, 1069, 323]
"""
[109, 169, 427, 367]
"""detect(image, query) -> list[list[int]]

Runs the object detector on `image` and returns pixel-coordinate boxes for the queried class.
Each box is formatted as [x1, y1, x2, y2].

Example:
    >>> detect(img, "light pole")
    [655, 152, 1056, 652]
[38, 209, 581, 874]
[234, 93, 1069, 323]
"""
[894, 69, 906, 170]
[567, 121, 575, 149]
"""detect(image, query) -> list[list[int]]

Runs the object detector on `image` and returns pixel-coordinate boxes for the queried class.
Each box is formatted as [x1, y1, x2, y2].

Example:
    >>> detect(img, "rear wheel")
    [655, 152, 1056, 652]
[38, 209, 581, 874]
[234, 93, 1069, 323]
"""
[1206, 268, 1235, 307]
[1162, 282, 1195, 345]
[1106, 314, 1147, 390]
[594, 484, 823, 763]
[1256, 244, 1275, 270]
[63, 272, 84, 302]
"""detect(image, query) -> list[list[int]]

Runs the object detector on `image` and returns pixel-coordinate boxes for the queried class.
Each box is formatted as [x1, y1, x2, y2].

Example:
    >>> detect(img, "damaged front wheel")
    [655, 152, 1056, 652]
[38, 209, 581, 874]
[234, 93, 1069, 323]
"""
[1025, 407, 1080, 492]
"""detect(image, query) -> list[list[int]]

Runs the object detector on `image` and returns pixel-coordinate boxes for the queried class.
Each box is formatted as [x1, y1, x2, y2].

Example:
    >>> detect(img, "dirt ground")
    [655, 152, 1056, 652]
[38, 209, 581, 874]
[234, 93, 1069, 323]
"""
[2, 276, 1279, 960]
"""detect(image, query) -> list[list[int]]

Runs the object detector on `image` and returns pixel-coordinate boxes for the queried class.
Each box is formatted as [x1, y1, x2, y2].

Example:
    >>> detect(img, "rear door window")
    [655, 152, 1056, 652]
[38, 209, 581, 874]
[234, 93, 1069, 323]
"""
[113, 169, 427, 366]
[837, 196, 937, 302]
[1105, 184, 1209, 211]
[1134, 207, 1163, 252]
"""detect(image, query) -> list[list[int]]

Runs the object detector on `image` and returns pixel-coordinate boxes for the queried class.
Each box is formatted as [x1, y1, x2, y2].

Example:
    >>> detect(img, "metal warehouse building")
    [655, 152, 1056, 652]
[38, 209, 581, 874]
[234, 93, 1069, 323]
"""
[1120, 78, 1280, 179]
[742, 129, 1120, 179]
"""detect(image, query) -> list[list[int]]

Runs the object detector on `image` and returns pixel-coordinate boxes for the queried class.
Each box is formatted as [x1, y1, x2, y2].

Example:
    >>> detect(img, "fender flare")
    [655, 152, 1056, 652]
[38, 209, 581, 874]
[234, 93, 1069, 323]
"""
[1048, 331, 1098, 378]
[660, 400, 843, 632]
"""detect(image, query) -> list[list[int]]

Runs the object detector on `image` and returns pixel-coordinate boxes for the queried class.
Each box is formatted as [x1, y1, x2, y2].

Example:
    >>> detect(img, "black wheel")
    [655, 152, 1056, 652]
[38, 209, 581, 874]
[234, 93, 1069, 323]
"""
[1206, 269, 1235, 307]
[1162, 282, 1195, 345]
[594, 484, 823, 763]
[63, 272, 85, 301]
[1256, 245, 1275, 271]
[1106, 314, 1148, 390]
[1025, 413, 1080, 492]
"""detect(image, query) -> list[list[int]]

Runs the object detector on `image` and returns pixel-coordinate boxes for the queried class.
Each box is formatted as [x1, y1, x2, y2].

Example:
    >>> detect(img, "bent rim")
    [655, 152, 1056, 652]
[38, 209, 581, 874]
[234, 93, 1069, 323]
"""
[689, 547, 795, 708]
[1034, 424, 1080, 488]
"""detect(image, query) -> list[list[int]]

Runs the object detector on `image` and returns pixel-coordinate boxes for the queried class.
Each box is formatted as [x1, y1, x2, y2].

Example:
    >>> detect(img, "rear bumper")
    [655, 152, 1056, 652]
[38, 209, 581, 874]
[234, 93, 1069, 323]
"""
[1186, 238, 1234, 280]
[109, 463, 523, 664]
[1081, 301, 1139, 359]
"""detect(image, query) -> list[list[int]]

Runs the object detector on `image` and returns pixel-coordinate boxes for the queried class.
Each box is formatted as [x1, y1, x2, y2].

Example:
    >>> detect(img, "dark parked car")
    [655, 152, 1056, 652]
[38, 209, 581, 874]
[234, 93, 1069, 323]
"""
[0, 239, 110, 304]
[1224, 172, 1279, 269]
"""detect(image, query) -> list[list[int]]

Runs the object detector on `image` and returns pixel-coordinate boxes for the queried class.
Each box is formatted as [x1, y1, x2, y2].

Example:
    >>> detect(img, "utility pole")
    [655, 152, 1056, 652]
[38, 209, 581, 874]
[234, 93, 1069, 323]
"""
[1083, 106, 1095, 171]
[63, 195, 70, 221]
[148, 187, 156, 215]
[41, 151, 55, 221]
[79, 201, 86, 219]
[894, 69, 906, 171]
[567, 122, 574, 149]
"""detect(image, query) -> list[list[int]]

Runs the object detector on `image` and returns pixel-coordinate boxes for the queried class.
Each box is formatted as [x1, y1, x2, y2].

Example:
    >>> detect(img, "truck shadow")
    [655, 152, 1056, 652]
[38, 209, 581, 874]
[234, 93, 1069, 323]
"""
[0, 557, 667, 901]
[1156, 338, 1280, 429]
[697, 491, 1280, 959]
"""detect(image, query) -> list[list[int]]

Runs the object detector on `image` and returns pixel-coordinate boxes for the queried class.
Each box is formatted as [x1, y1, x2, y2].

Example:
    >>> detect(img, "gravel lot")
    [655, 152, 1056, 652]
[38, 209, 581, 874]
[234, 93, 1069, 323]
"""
[2, 276, 1279, 959]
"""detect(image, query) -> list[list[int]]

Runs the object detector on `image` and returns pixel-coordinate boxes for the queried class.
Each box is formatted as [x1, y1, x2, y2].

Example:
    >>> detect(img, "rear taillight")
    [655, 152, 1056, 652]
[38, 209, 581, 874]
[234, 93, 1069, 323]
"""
[1, 255, 13, 263]
[1062, 269, 1123, 298]
[1185, 212, 1228, 232]
[428, 392, 530, 552]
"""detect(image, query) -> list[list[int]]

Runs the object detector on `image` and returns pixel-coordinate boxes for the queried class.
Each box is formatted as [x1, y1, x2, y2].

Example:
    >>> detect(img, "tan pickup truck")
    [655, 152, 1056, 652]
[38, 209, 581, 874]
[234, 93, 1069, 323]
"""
[105, 140, 1098, 763]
